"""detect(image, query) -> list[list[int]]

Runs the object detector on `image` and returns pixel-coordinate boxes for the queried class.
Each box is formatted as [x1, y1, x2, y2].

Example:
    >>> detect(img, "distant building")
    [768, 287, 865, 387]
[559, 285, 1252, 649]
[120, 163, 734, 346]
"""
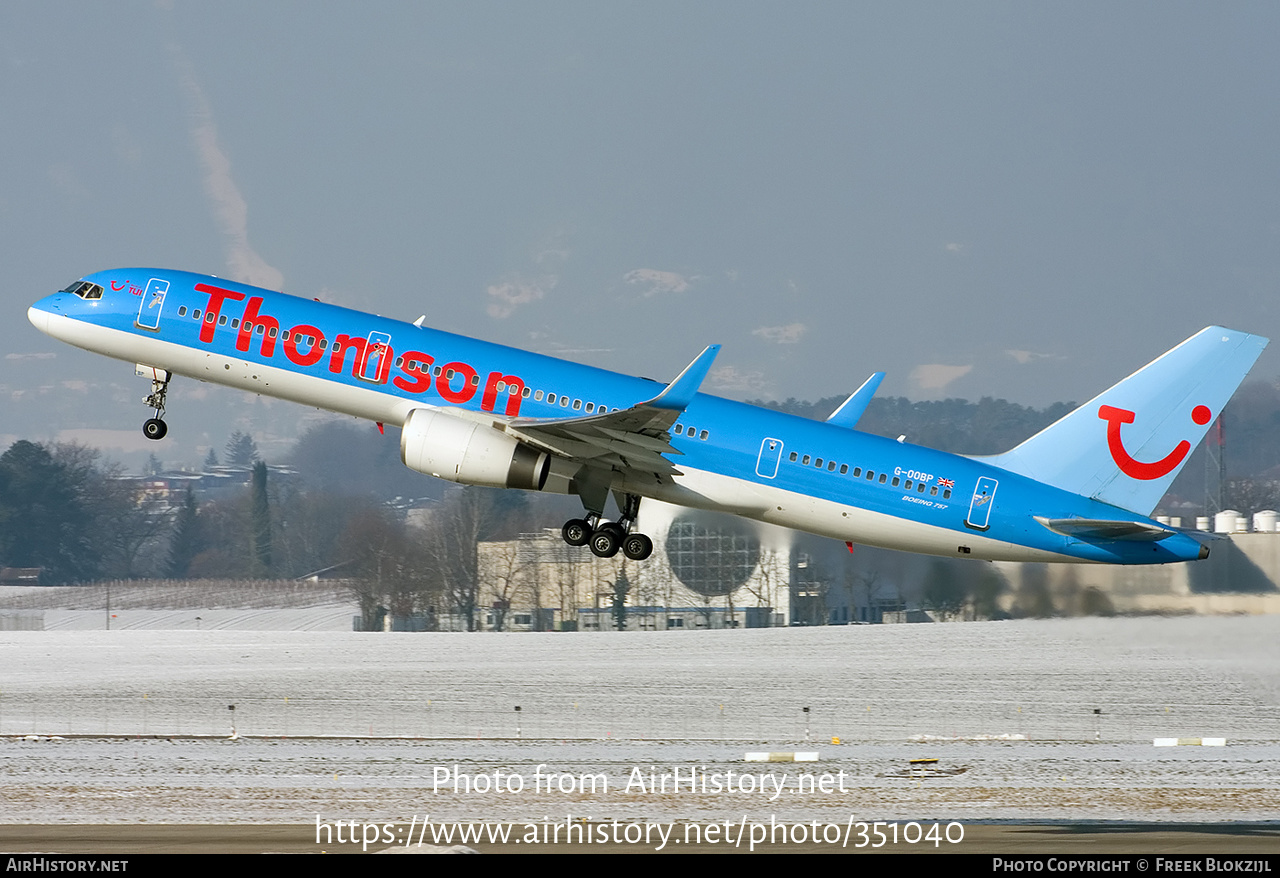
[476, 509, 797, 632]
[117, 463, 299, 506]
[0, 567, 43, 585]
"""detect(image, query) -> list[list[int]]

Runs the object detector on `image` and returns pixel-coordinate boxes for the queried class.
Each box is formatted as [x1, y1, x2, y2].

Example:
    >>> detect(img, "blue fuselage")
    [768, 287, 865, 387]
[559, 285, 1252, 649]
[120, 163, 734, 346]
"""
[28, 268, 1210, 565]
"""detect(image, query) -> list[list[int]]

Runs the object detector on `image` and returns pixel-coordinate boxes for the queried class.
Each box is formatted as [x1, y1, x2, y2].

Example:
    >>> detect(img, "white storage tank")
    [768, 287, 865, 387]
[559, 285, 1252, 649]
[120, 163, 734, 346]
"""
[1253, 510, 1278, 533]
[1214, 510, 1242, 533]
[1196, 516, 1211, 531]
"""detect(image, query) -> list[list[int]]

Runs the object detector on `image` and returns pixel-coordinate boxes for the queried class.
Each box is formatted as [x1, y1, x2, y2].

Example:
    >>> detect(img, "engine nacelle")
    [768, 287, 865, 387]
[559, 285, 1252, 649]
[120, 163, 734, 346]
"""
[399, 408, 549, 491]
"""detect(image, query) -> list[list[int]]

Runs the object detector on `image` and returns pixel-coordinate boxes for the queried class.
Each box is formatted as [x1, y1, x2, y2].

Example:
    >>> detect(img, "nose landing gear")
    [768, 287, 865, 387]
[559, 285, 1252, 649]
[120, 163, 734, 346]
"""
[140, 368, 172, 441]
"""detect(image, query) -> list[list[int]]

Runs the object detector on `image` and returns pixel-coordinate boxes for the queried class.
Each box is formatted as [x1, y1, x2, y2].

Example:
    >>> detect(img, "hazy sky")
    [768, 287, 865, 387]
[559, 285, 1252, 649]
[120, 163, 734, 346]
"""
[4, 2, 1279, 469]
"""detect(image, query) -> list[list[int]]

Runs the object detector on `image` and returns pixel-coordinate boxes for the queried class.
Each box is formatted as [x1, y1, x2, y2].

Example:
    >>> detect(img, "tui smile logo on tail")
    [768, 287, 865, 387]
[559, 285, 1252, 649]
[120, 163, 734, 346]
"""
[1098, 404, 1211, 480]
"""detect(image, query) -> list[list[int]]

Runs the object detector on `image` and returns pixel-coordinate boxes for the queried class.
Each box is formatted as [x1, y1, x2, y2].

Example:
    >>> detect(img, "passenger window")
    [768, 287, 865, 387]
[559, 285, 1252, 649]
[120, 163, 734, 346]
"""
[522, 387, 531, 398]
[700, 430, 708, 440]
[535, 390, 544, 401]
[219, 315, 228, 325]
[789, 452, 797, 461]
[930, 486, 938, 496]
[231, 318, 239, 328]
[676, 425, 684, 434]
[178, 306, 188, 317]
[206, 313, 216, 323]
[586, 402, 594, 413]
[943, 489, 952, 499]
[318, 339, 327, 350]
[904, 479, 912, 489]
[470, 374, 479, 386]
[269, 327, 277, 338]
[852, 467, 861, 477]
[256, 325, 265, 335]
[193, 310, 201, 320]
[802, 455, 811, 465]
[839, 464, 848, 474]
[879, 473, 887, 484]
[395, 357, 404, 368]
[446, 370, 455, 379]
[561, 397, 569, 407]
[815, 458, 823, 468]
[829, 461, 837, 472]
[866, 471, 874, 480]
[917, 483, 926, 493]
[892, 477, 900, 487]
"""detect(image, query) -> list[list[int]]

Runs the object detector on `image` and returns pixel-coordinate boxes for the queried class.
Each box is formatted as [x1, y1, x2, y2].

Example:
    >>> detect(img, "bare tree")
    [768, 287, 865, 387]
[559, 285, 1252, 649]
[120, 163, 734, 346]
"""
[421, 488, 500, 631]
[547, 537, 586, 630]
[515, 534, 549, 631]
[338, 507, 405, 630]
[482, 541, 525, 631]
[741, 547, 788, 627]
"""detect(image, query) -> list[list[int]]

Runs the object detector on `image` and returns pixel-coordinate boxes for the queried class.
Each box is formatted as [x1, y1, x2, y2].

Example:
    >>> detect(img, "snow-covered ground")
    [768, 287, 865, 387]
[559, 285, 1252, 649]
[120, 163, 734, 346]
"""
[1, 617, 1277, 823]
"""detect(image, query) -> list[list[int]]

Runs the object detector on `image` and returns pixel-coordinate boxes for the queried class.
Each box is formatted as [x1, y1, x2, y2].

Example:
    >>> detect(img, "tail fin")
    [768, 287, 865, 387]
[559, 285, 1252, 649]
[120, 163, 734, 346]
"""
[986, 327, 1268, 515]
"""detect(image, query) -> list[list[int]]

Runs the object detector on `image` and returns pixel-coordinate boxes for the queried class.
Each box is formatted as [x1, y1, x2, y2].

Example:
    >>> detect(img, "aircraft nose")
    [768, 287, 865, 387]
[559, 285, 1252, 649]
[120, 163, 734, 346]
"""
[28, 303, 51, 334]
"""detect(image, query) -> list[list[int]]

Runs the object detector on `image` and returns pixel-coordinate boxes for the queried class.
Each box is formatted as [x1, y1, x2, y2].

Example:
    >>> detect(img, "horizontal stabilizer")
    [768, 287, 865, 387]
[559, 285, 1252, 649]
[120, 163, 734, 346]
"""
[1035, 516, 1174, 542]
[826, 372, 885, 429]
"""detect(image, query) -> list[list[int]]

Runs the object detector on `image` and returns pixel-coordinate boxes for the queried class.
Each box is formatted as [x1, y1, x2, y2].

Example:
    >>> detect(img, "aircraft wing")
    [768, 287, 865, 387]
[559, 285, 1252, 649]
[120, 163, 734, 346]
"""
[1034, 516, 1175, 542]
[499, 344, 720, 477]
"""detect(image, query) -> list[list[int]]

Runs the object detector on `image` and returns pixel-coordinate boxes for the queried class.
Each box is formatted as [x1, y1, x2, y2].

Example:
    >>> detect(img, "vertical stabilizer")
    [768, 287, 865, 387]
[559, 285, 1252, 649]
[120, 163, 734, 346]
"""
[985, 327, 1267, 515]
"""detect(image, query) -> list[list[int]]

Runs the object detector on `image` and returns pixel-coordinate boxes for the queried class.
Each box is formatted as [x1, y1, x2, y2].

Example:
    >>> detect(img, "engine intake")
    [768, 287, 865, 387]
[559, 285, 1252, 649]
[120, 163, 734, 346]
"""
[400, 408, 549, 490]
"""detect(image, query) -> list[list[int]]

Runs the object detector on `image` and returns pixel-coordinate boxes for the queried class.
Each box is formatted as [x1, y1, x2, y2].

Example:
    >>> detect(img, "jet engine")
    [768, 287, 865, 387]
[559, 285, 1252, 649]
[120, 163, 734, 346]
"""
[399, 408, 549, 490]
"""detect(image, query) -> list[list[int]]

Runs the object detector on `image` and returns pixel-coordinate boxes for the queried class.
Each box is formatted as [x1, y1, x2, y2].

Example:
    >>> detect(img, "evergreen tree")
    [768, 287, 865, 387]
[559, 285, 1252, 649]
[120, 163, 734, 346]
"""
[0, 441, 96, 582]
[203, 448, 219, 470]
[250, 461, 272, 576]
[167, 486, 201, 578]
[225, 432, 259, 468]
[612, 567, 630, 630]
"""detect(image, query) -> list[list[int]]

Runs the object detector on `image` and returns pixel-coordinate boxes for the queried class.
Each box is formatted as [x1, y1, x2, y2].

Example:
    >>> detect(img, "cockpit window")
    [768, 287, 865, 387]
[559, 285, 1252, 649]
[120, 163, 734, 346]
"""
[61, 281, 103, 300]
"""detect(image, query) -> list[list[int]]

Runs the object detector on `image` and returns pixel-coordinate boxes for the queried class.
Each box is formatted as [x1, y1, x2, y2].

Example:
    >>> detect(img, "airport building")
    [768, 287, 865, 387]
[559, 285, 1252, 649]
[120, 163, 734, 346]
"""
[474, 515, 793, 632]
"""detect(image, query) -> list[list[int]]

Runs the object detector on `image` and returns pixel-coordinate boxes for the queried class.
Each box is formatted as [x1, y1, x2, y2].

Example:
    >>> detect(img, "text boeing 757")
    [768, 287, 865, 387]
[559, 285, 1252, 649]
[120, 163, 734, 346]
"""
[28, 269, 1267, 564]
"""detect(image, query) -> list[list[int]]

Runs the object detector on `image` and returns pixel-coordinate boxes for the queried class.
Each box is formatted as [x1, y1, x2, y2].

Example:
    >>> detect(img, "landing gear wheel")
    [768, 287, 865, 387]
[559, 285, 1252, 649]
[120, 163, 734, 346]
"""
[562, 519, 591, 547]
[140, 369, 173, 442]
[622, 533, 653, 561]
[589, 528, 621, 558]
[598, 522, 625, 542]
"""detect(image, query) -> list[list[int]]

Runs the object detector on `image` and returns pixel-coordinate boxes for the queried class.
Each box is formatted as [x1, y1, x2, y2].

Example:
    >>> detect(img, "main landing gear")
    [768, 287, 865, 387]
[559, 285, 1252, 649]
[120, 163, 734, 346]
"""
[562, 492, 654, 561]
[141, 370, 172, 441]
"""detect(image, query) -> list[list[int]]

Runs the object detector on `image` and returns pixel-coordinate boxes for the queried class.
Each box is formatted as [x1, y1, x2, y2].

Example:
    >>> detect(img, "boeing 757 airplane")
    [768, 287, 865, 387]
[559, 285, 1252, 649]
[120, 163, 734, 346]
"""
[29, 269, 1267, 565]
